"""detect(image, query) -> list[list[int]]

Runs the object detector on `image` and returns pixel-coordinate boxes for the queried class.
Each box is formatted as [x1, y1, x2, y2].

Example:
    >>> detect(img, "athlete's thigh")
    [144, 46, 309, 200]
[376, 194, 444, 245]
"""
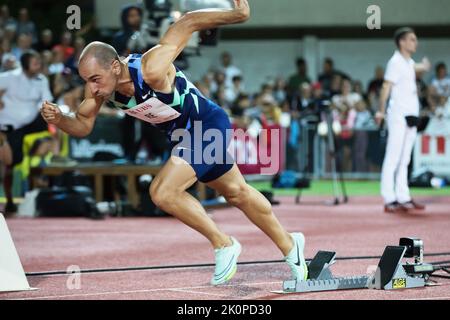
[205, 164, 246, 195]
[152, 155, 198, 192]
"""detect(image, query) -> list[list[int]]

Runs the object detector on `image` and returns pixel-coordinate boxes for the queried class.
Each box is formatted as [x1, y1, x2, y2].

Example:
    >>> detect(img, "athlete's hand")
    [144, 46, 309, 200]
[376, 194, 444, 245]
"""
[41, 101, 62, 125]
[421, 57, 431, 72]
[375, 111, 384, 127]
[233, 0, 250, 22]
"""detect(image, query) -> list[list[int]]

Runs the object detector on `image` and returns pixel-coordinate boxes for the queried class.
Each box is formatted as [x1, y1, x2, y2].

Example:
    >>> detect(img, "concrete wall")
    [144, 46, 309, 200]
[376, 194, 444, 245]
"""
[228, 0, 450, 28]
[95, 0, 450, 29]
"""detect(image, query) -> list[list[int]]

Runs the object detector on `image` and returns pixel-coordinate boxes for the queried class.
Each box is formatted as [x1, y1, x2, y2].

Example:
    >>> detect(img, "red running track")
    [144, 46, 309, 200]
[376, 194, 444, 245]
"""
[1, 195, 450, 300]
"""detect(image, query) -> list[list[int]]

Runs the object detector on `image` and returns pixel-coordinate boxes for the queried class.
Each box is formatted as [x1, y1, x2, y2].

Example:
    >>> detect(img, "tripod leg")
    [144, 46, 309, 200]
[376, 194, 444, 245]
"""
[333, 135, 349, 204]
[339, 166, 349, 203]
[296, 188, 302, 204]
[326, 114, 340, 205]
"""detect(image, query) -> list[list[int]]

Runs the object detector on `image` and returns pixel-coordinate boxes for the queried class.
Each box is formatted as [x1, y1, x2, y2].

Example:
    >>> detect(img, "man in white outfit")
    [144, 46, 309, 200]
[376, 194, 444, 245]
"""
[376, 28, 430, 213]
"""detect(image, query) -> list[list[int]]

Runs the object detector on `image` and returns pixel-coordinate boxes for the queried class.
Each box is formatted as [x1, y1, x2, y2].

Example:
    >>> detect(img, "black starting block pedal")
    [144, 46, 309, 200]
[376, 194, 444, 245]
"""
[282, 250, 371, 293]
[368, 245, 427, 290]
[307, 251, 336, 280]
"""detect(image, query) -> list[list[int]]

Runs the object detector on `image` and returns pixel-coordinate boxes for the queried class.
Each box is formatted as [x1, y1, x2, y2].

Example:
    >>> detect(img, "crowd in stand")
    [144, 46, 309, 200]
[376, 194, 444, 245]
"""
[192, 51, 450, 172]
[1, 4, 450, 173]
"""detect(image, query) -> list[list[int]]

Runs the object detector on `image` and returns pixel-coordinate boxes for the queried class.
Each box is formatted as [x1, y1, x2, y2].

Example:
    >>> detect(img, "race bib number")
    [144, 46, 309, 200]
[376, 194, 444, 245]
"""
[123, 97, 181, 124]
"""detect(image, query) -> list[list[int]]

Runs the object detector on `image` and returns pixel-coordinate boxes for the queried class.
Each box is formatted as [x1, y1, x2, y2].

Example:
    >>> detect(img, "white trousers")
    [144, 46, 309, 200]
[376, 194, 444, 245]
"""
[381, 113, 417, 204]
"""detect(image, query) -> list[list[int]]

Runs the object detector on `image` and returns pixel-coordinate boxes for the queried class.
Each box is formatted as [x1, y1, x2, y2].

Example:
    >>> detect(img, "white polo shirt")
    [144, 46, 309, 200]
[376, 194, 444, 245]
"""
[0, 68, 53, 129]
[384, 50, 420, 117]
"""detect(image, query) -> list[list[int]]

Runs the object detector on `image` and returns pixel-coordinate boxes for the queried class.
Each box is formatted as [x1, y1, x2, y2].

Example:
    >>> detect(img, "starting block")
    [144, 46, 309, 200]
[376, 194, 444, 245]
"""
[283, 251, 370, 293]
[282, 237, 435, 294]
[0, 213, 35, 292]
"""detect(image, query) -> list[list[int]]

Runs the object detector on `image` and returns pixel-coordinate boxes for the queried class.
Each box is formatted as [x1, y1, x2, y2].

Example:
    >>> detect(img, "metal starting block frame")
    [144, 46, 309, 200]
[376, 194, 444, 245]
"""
[283, 251, 370, 293]
[283, 238, 432, 293]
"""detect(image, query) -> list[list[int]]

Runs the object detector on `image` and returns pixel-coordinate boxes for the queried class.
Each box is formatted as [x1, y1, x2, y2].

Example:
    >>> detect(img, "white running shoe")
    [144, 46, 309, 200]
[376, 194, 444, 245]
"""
[284, 232, 308, 281]
[211, 237, 241, 286]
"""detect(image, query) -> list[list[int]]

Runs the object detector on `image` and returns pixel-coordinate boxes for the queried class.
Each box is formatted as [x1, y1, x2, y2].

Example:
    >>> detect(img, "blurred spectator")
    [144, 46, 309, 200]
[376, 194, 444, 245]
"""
[318, 58, 335, 93]
[367, 66, 384, 96]
[294, 81, 330, 117]
[3, 23, 16, 43]
[287, 58, 311, 94]
[431, 62, 450, 98]
[29, 136, 57, 169]
[0, 5, 17, 30]
[328, 73, 343, 99]
[39, 50, 52, 76]
[260, 94, 282, 125]
[244, 95, 264, 121]
[210, 70, 226, 97]
[299, 82, 313, 110]
[65, 36, 86, 75]
[353, 100, 375, 130]
[0, 50, 53, 215]
[332, 79, 360, 172]
[48, 47, 65, 75]
[0, 53, 17, 72]
[290, 82, 313, 114]
[332, 78, 361, 115]
[16, 8, 37, 44]
[52, 31, 74, 63]
[34, 29, 54, 52]
[230, 105, 246, 129]
[213, 84, 228, 109]
[367, 66, 385, 114]
[230, 93, 252, 128]
[1, 33, 17, 71]
[273, 77, 287, 104]
[352, 80, 366, 101]
[225, 75, 244, 105]
[201, 71, 215, 96]
[11, 33, 32, 60]
[50, 42, 85, 112]
[260, 81, 274, 97]
[219, 51, 242, 90]
[319, 58, 349, 97]
[112, 5, 143, 56]
[353, 100, 376, 172]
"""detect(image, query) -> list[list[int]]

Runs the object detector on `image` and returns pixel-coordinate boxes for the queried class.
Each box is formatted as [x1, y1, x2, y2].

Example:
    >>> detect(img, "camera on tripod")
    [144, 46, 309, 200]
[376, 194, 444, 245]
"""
[128, 0, 224, 68]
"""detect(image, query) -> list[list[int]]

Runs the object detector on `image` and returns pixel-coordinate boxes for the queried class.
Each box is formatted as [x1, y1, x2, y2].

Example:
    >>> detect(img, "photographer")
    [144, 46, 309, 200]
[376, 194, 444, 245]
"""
[112, 5, 145, 56]
[112, 4, 168, 162]
[112, 5, 160, 57]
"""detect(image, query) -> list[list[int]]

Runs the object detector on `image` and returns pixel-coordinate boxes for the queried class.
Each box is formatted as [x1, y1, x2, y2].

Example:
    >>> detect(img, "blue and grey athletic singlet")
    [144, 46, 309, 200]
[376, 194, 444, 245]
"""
[106, 54, 234, 183]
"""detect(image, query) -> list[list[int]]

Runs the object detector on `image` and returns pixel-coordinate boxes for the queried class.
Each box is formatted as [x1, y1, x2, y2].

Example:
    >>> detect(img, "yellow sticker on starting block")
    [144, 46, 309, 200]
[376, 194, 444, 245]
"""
[392, 278, 406, 289]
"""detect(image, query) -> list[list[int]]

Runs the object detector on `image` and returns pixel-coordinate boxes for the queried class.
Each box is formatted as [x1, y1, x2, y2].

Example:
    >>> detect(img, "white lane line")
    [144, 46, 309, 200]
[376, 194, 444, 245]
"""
[404, 296, 450, 301]
[169, 289, 228, 298]
[8, 281, 280, 300]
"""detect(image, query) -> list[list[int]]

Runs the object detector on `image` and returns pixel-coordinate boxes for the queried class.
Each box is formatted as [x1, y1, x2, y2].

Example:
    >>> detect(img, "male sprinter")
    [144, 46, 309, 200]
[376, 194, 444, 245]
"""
[40, 0, 307, 285]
